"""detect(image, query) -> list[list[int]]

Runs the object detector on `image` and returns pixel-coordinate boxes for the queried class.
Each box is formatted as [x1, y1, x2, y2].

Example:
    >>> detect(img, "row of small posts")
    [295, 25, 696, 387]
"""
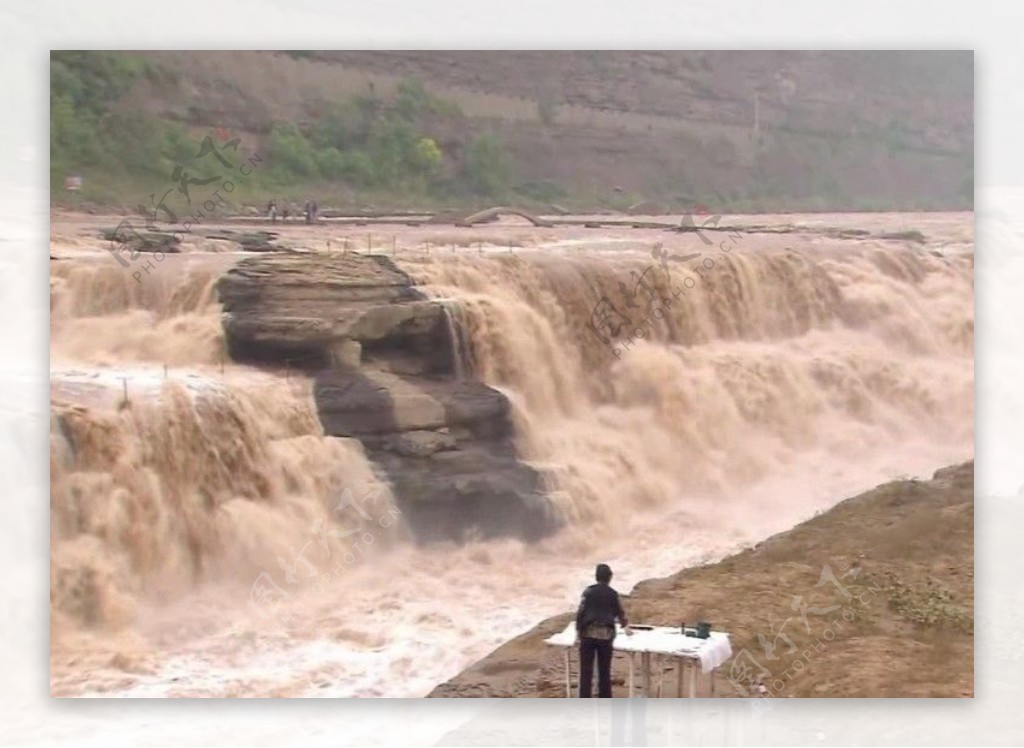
[322, 236, 520, 256]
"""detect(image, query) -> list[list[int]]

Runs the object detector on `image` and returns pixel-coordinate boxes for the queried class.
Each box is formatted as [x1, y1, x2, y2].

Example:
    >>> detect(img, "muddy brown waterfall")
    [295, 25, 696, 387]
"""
[49, 218, 973, 696]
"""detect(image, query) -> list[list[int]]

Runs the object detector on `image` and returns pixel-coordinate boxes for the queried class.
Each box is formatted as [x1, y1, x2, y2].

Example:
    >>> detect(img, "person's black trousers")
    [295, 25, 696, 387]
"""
[578, 637, 614, 698]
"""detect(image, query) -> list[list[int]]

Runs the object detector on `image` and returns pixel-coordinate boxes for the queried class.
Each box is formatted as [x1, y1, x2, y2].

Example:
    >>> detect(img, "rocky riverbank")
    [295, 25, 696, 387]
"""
[430, 462, 974, 697]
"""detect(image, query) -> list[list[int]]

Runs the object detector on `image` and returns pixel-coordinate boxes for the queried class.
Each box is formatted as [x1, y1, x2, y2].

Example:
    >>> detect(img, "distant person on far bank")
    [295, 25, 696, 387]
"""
[304, 199, 319, 224]
[575, 563, 630, 698]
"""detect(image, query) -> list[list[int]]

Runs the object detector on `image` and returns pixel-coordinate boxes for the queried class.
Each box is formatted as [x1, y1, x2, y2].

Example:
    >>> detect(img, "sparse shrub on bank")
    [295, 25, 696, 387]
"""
[879, 571, 973, 633]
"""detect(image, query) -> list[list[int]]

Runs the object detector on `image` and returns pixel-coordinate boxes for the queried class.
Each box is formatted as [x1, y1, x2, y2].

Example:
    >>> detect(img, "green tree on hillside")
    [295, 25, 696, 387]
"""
[267, 123, 318, 177]
[412, 137, 443, 175]
[464, 133, 511, 197]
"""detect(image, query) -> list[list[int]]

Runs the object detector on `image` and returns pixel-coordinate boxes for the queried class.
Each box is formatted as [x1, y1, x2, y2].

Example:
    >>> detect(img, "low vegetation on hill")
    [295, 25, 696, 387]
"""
[51, 51, 973, 213]
[51, 52, 515, 208]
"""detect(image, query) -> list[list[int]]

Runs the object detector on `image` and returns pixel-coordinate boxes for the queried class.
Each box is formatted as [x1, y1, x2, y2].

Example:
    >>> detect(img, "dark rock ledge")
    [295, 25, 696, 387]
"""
[217, 253, 557, 541]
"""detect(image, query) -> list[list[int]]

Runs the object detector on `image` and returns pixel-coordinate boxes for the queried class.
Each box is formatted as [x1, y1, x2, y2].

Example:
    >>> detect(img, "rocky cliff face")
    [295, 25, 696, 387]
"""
[217, 253, 556, 541]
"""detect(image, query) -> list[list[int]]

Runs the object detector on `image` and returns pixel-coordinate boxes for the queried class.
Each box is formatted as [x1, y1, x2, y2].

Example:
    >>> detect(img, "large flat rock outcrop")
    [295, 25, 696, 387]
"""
[217, 253, 557, 541]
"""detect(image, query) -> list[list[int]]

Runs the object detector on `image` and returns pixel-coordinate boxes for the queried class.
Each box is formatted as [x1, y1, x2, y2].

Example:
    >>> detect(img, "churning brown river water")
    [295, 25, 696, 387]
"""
[49, 212, 973, 697]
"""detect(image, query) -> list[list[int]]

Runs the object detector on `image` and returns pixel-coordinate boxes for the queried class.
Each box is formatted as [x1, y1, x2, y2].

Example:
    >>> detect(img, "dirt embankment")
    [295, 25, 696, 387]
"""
[430, 462, 974, 698]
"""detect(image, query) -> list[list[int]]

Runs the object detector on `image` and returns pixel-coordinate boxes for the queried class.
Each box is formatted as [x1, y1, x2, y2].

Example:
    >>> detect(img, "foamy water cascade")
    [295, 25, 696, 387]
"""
[49, 220, 972, 696]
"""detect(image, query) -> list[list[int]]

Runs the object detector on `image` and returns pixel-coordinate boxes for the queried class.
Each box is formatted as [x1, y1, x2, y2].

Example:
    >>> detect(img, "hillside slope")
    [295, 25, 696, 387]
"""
[53, 51, 972, 212]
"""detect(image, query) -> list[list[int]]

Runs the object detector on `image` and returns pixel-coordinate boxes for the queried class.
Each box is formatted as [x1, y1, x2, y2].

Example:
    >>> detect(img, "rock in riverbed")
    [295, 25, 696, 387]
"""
[217, 253, 558, 542]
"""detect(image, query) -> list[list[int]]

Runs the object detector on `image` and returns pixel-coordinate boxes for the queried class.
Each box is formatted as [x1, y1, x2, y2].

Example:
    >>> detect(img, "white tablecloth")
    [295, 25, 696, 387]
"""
[544, 623, 733, 674]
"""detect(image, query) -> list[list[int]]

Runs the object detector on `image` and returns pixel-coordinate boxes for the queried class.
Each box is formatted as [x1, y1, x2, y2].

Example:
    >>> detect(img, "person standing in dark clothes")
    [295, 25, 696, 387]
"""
[576, 563, 630, 698]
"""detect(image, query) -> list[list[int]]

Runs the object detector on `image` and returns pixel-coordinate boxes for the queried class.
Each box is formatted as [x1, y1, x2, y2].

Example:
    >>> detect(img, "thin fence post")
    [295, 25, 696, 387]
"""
[392, 236, 396, 256]
[163, 364, 168, 379]
[121, 377, 128, 408]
